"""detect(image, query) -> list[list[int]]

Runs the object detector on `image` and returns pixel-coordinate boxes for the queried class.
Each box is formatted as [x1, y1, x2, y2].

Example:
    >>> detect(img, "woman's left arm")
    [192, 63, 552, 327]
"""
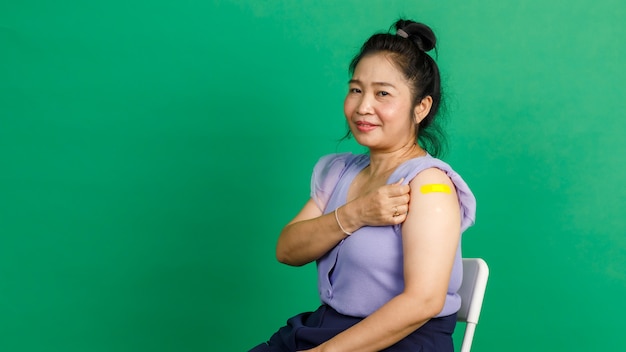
[300, 168, 461, 352]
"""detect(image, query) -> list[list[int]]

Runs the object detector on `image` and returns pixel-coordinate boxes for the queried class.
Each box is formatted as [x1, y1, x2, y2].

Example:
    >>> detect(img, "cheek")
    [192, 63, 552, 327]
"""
[343, 97, 354, 118]
[377, 104, 400, 122]
[379, 106, 414, 131]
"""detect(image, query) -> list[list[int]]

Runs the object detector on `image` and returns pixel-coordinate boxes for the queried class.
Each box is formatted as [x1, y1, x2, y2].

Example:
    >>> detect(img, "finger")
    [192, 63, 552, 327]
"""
[387, 186, 411, 199]
[394, 177, 405, 185]
[391, 212, 408, 224]
[391, 204, 409, 217]
[390, 205, 401, 218]
[390, 204, 409, 218]
[399, 204, 409, 215]
[386, 183, 411, 196]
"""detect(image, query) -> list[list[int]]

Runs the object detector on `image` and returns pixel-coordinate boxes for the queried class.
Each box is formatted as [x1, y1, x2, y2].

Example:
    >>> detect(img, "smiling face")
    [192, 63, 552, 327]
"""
[344, 52, 431, 153]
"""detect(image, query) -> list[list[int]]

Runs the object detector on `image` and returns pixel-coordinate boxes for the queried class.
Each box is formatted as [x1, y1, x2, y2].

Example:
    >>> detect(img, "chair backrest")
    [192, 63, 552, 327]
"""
[457, 258, 489, 352]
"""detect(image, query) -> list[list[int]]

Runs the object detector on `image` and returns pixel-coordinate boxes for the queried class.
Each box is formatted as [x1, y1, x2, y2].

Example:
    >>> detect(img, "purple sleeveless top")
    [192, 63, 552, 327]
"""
[310, 153, 476, 318]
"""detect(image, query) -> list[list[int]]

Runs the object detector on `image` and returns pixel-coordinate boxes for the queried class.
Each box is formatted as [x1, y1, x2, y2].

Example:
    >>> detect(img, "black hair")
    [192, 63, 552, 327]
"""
[345, 19, 447, 157]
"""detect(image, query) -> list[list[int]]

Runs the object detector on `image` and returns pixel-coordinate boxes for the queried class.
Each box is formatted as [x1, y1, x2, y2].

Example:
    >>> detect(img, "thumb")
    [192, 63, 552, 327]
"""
[394, 177, 405, 185]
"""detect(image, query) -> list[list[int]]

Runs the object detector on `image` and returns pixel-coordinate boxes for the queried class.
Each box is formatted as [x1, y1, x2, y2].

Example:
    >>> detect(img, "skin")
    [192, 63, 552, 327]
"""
[275, 52, 461, 352]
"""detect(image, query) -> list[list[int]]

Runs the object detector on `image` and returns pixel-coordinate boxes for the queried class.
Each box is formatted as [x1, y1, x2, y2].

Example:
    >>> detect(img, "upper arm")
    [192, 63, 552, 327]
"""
[401, 168, 461, 303]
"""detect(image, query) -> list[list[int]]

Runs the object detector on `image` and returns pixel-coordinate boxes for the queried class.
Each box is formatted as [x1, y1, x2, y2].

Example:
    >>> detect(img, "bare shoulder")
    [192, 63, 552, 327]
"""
[409, 167, 456, 190]
[405, 167, 460, 229]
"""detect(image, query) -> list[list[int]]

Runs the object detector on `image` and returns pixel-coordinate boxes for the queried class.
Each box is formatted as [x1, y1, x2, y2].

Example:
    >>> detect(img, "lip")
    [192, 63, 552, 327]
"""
[354, 120, 379, 132]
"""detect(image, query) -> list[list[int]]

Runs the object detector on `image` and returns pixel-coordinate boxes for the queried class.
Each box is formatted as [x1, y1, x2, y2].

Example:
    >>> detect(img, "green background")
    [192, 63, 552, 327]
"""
[1, 0, 625, 351]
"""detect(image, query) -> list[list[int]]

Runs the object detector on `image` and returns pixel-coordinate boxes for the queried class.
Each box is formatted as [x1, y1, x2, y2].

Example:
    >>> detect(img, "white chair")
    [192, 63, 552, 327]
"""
[457, 258, 489, 352]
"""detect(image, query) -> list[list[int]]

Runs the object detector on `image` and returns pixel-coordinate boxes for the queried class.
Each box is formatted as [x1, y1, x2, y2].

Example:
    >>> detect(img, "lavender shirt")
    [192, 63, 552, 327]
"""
[311, 153, 476, 318]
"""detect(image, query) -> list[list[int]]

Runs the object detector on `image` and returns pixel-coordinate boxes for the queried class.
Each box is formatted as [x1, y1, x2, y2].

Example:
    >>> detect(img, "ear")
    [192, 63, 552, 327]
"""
[413, 96, 433, 124]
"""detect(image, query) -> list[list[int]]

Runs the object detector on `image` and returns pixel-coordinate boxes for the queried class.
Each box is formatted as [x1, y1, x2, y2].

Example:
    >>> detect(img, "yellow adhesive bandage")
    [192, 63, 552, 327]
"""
[420, 184, 451, 194]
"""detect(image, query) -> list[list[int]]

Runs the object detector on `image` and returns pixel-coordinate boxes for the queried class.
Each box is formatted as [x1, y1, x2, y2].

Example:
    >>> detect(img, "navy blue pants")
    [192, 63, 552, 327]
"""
[249, 305, 456, 352]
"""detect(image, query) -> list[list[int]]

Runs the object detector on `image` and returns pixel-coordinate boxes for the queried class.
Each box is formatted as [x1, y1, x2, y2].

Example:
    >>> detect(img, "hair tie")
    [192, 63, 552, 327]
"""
[396, 29, 409, 38]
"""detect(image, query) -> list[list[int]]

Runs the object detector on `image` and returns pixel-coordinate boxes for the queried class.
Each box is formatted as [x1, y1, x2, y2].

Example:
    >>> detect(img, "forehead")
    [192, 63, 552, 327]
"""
[351, 53, 409, 87]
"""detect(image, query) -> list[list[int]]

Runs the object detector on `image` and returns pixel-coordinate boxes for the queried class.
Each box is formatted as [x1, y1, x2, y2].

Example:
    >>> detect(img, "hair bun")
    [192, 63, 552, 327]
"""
[395, 20, 436, 52]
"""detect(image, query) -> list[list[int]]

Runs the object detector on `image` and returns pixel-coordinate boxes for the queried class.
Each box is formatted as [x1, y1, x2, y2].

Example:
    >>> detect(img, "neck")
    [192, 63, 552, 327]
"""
[366, 140, 426, 178]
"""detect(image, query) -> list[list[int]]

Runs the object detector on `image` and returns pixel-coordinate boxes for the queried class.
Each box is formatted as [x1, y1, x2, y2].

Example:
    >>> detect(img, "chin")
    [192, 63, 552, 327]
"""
[353, 138, 378, 149]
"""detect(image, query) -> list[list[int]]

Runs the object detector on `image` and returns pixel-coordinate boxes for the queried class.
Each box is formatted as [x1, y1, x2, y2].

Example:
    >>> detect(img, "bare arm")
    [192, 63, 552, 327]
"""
[275, 199, 348, 266]
[300, 168, 461, 352]
[276, 180, 411, 266]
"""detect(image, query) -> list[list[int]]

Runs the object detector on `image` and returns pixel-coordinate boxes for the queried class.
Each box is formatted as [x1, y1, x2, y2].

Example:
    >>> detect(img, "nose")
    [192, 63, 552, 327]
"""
[356, 95, 374, 115]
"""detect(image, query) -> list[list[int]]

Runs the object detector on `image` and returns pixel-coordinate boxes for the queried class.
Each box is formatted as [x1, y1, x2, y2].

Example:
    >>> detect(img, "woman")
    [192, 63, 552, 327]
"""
[250, 19, 476, 352]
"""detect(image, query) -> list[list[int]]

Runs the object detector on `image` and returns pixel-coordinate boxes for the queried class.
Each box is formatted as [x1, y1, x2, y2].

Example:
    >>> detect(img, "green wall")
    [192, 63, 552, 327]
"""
[2, 1, 625, 351]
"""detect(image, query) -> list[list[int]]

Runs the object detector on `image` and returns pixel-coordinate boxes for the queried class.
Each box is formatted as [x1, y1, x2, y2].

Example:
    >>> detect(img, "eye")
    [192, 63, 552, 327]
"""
[377, 91, 390, 96]
[349, 88, 362, 94]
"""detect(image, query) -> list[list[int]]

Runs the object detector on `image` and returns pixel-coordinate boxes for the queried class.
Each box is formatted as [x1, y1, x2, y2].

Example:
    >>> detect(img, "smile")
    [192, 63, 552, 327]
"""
[355, 121, 378, 132]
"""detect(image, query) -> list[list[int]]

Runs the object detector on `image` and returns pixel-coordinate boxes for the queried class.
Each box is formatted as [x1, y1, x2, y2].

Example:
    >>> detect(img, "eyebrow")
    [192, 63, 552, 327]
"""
[348, 79, 397, 89]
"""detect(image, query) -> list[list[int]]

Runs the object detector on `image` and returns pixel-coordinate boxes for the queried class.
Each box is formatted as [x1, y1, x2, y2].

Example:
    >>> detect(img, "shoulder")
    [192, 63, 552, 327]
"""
[390, 155, 453, 184]
[409, 167, 455, 187]
[310, 153, 366, 212]
[314, 153, 362, 170]
[411, 166, 451, 180]
[408, 168, 457, 201]
[312, 153, 366, 179]
[396, 156, 476, 231]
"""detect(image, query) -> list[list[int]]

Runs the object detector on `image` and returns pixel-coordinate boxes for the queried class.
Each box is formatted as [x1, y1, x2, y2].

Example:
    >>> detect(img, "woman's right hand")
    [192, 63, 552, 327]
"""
[276, 179, 411, 266]
[341, 179, 411, 231]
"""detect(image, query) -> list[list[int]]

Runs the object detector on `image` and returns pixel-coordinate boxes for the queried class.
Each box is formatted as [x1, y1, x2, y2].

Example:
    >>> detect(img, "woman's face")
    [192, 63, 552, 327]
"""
[343, 53, 418, 152]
